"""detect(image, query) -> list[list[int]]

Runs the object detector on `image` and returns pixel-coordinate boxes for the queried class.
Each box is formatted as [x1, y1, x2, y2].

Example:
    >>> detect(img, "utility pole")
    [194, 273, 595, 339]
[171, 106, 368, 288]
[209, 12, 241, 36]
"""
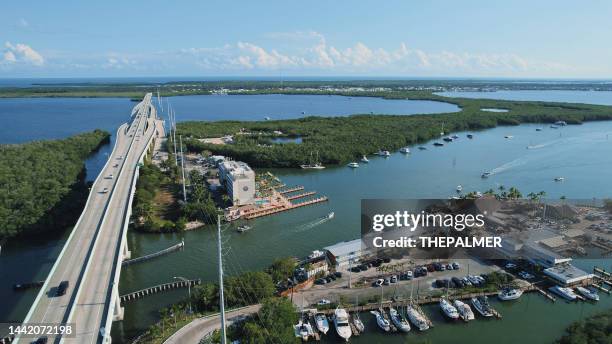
[179, 135, 187, 202]
[217, 215, 227, 344]
[172, 109, 178, 166]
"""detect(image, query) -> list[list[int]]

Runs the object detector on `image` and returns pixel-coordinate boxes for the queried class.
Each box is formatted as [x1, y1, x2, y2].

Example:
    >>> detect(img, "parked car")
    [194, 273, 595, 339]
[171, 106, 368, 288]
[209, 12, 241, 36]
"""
[505, 262, 517, 269]
[384, 278, 390, 285]
[315, 278, 326, 285]
[446, 264, 454, 270]
[334, 271, 342, 278]
[451, 277, 463, 288]
[452, 262, 460, 269]
[317, 299, 331, 306]
[390, 275, 398, 283]
[373, 278, 384, 287]
[426, 263, 436, 272]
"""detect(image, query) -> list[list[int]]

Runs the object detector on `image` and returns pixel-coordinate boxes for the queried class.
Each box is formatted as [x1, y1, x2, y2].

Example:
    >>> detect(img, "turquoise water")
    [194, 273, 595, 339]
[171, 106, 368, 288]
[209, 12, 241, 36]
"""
[438, 90, 612, 105]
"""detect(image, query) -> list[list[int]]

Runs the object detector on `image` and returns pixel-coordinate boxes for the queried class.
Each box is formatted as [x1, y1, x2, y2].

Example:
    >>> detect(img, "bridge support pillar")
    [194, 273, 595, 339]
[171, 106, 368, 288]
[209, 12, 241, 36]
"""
[122, 240, 131, 260]
[112, 285, 124, 322]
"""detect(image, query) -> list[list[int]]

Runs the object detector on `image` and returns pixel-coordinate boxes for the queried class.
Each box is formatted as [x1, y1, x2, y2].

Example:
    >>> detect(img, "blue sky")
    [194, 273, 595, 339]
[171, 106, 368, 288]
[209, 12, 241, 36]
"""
[1, 0, 611, 78]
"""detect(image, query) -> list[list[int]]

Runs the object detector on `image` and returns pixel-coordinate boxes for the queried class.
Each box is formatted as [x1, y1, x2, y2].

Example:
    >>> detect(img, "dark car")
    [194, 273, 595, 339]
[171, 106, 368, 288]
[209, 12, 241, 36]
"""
[56, 280, 69, 296]
[433, 263, 443, 271]
[451, 277, 463, 288]
[334, 271, 343, 278]
[359, 264, 368, 271]
[325, 276, 333, 283]
[382, 257, 391, 263]
[33, 337, 48, 344]
[426, 264, 436, 272]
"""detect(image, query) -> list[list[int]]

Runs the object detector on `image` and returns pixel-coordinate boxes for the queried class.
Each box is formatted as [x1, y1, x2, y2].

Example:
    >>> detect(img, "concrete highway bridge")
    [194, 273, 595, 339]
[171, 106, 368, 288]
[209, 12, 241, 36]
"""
[16, 93, 165, 344]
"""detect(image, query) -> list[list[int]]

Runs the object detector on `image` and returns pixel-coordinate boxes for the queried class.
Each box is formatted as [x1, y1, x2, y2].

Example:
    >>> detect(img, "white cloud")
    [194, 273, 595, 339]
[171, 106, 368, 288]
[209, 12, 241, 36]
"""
[2, 42, 44, 66]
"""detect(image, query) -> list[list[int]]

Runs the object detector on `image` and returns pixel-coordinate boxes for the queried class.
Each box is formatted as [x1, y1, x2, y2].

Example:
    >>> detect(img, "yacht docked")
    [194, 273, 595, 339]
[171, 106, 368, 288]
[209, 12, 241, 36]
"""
[439, 298, 460, 319]
[576, 287, 599, 301]
[498, 287, 523, 301]
[333, 308, 352, 341]
[375, 149, 391, 157]
[314, 313, 330, 334]
[301, 151, 326, 169]
[470, 296, 494, 317]
[361, 155, 369, 163]
[456, 185, 463, 192]
[389, 308, 411, 332]
[549, 286, 578, 301]
[453, 300, 475, 322]
[370, 310, 391, 332]
[400, 147, 411, 154]
[347, 162, 359, 168]
[294, 318, 314, 341]
[352, 312, 365, 333]
[405, 304, 429, 331]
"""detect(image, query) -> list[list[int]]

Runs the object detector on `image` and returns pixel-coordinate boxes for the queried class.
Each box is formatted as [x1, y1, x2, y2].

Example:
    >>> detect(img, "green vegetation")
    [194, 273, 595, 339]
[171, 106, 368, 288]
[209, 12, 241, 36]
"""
[0, 130, 110, 239]
[557, 309, 611, 344]
[177, 90, 612, 168]
[232, 297, 298, 344]
[181, 170, 219, 223]
[191, 271, 275, 312]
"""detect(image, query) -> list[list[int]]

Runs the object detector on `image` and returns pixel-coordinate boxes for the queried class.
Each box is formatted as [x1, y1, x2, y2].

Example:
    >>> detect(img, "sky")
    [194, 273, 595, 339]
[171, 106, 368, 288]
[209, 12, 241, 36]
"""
[1, 0, 612, 79]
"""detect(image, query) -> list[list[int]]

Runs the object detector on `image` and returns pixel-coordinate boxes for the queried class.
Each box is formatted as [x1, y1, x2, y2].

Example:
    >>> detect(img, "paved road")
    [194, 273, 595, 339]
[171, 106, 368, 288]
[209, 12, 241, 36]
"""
[163, 305, 261, 344]
[18, 94, 159, 344]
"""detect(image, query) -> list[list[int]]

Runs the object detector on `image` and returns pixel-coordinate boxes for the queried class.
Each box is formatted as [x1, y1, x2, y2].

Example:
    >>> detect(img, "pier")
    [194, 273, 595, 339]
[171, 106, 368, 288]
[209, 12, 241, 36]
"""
[278, 186, 305, 194]
[120, 278, 201, 304]
[122, 240, 184, 266]
[286, 191, 317, 200]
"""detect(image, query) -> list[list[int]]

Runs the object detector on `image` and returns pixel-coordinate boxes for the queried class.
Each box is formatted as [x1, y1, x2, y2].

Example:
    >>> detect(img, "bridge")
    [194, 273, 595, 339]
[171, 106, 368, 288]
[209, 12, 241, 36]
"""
[16, 93, 164, 344]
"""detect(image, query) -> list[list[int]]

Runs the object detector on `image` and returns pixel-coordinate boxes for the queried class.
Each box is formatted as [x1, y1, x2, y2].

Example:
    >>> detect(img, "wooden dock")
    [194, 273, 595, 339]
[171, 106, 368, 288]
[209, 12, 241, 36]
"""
[244, 196, 328, 219]
[278, 186, 304, 194]
[287, 191, 317, 200]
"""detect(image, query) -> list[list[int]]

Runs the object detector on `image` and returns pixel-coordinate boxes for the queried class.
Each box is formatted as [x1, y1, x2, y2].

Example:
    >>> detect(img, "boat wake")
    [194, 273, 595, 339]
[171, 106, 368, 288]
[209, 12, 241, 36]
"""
[488, 157, 529, 175]
[292, 213, 334, 233]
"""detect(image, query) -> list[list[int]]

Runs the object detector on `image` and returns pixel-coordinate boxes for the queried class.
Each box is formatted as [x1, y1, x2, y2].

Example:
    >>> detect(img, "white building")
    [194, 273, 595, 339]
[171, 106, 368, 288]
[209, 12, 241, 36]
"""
[323, 239, 364, 271]
[218, 160, 255, 206]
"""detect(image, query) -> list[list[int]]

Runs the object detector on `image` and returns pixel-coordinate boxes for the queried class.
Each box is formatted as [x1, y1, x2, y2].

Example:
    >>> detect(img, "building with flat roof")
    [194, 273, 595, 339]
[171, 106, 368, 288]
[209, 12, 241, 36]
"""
[218, 160, 255, 206]
[544, 263, 593, 286]
[323, 239, 364, 271]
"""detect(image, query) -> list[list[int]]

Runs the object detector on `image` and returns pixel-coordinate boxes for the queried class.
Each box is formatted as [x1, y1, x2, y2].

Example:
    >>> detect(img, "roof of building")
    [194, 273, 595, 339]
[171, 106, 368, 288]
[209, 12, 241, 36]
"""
[219, 160, 254, 180]
[538, 236, 567, 248]
[323, 239, 363, 258]
[544, 264, 593, 284]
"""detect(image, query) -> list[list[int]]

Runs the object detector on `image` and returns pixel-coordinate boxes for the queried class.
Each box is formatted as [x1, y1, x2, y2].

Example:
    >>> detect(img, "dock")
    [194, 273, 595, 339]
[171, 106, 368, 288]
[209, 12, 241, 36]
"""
[286, 191, 317, 200]
[122, 240, 184, 266]
[278, 186, 305, 194]
[120, 278, 200, 304]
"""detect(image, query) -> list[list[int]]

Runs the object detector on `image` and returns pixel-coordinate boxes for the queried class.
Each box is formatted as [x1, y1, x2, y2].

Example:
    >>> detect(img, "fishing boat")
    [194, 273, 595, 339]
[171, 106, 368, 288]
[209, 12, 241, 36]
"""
[576, 287, 599, 301]
[370, 310, 391, 332]
[389, 308, 411, 332]
[470, 296, 494, 317]
[498, 287, 523, 301]
[443, 137, 453, 142]
[456, 185, 463, 192]
[481, 171, 492, 178]
[555, 120, 567, 126]
[361, 155, 369, 163]
[294, 318, 314, 341]
[433, 142, 444, 147]
[453, 300, 475, 322]
[400, 147, 411, 154]
[418, 146, 427, 150]
[536, 128, 543, 131]
[237, 225, 251, 233]
[333, 308, 352, 341]
[440, 298, 460, 319]
[504, 135, 514, 139]
[352, 312, 365, 333]
[549, 286, 578, 301]
[467, 134, 474, 139]
[375, 149, 391, 157]
[301, 151, 326, 169]
[405, 304, 429, 331]
[347, 162, 359, 168]
[308, 250, 325, 259]
[315, 313, 330, 334]
[554, 177, 565, 182]
[451, 135, 459, 139]
[326, 212, 335, 219]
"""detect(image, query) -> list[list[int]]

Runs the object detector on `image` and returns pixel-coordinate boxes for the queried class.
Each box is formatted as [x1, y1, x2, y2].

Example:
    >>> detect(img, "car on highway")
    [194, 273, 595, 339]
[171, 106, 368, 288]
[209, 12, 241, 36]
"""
[105, 174, 113, 179]
[101, 187, 109, 193]
[33, 337, 48, 344]
[117, 155, 123, 160]
[113, 163, 119, 168]
[56, 280, 69, 296]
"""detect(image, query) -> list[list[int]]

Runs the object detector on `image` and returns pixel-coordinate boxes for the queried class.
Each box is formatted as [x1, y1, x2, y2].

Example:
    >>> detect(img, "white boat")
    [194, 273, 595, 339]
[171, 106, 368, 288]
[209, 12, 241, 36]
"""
[347, 162, 359, 168]
[498, 287, 523, 301]
[405, 304, 429, 331]
[352, 313, 365, 333]
[549, 286, 578, 301]
[453, 300, 475, 322]
[554, 177, 564, 182]
[389, 308, 411, 332]
[264, 116, 271, 121]
[294, 319, 314, 341]
[301, 151, 326, 169]
[237, 225, 251, 233]
[576, 287, 599, 301]
[375, 150, 391, 157]
[370, 310, 391, 332]
[334, 308, 352, 341]
[456, 185, 463, 192]
[470, 296, 493, 317]
[481, 171, 492, 178]
[361, 155, 369, 163]
[400, 147, 411, 154]
[439, 298, 459, 319]
[504, 135, 514, 139]
[326, 212, 335, 219]
[308, 250, 325, 260]
[315, 313, 330, 334]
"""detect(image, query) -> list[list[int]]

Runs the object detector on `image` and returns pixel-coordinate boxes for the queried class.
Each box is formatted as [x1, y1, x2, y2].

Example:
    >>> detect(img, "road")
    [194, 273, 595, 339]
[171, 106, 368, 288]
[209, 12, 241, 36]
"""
[18, 94, 160, 344]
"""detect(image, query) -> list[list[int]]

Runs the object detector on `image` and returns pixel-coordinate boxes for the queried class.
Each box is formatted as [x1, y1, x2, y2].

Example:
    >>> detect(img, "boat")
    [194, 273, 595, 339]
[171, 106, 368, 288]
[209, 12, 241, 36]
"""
[347, 162, 359, 168]
[370, 310, 391, 332]
[549, 286, 578, 301]
[504, 135, 514, 139]
[301, 151, 326, 169]
[405, 304, 429, 331]
[576, 287, 599, 301]
[308, 250, 325, 260]
[418, 146, 427, 150]
[264, 116, 271, 121]
[456, 185, 463, 192]
[294, 318, 314, 341]
[361, 155, 369, 163]
[333, 308, 352, 341]
[453, 300, 475, 322]
[352, 312, 365, 333]
[470, 296, 494, 317]
[536, 128, 543, 131]
[326, 212, 335, 219]
[554, 177, 564, 182]
[498, 287, 523, 301]
[555, 120, 567, 126]
[451, 135, 459, 139]
[375, 149, 391, 157]
[389, 308, 411, 332]
[481, 171, 492, 178]
[467, 134, 474, 139]
[237, 225, 251, 233]
[550, 125, 559, 129]
[443, 137, 453, 142]
[439, 298, 459, 319]
[400, 147, 411, 154]
[433, 142, 444, 147]
[315, 313, 330, 334]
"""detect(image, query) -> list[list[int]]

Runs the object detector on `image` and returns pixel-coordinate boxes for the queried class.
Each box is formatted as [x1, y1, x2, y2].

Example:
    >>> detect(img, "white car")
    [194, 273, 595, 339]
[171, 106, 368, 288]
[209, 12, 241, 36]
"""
[105, 174, 113, 179]
[505, 262, 517, 269]
[101, 187, 109, 193]
[374, 278, 384, 287]
[117, 156, 123, 160]
[317, 299, 331, 306]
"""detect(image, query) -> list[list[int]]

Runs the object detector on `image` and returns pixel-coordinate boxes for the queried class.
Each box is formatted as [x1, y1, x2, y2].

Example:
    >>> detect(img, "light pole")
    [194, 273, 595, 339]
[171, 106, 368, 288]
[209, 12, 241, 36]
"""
[174, 276, 192, 314]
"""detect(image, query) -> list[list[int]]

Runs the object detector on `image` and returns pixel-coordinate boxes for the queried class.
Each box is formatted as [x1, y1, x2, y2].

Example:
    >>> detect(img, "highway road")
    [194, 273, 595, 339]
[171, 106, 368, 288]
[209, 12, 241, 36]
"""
[18, 94, 161, 344]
